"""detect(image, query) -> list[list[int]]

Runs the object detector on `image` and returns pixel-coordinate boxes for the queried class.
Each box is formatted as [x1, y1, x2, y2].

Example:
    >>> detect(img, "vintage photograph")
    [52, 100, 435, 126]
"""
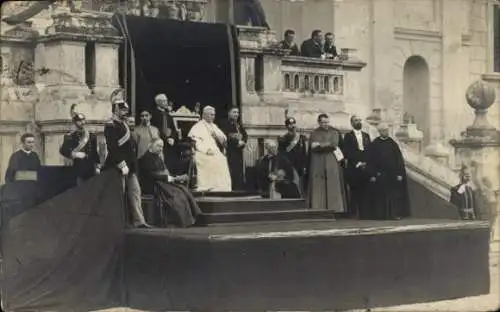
[0, 0, 499, 311]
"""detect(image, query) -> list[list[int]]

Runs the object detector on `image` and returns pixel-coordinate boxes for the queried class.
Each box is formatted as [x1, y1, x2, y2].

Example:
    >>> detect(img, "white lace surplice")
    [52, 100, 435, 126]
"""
[188, 120, 232, 192]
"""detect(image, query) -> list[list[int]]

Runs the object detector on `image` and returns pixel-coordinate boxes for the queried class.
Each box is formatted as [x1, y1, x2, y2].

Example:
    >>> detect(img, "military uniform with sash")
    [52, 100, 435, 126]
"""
[60, 113, 101, 184]
[104, 100, 149, 228]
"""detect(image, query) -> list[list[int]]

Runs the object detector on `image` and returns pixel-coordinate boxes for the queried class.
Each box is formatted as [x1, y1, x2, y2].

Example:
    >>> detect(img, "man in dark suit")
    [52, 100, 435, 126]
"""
[60, 112, 101, 185]
[324, 32, 338, 59]
[104, 99, 149, 228]
[450, 166, 477, 220]
[342, 115, 371, 218]
[278, 29, 300, 56]
[300, 29, 324, 58]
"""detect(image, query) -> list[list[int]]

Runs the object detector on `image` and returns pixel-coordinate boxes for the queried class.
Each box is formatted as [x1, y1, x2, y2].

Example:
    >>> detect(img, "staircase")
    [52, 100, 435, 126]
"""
[142, 193, 338, 226]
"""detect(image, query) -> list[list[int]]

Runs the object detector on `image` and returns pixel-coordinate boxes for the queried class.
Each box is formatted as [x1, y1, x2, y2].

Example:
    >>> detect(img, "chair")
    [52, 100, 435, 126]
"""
[170, 105, 200, 140]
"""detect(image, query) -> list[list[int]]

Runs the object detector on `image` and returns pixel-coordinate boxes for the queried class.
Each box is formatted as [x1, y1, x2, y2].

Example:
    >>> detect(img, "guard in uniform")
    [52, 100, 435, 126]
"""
[278, 117, 308, 192]
[104, 99, 150, 228]
[60, 112, 101, 185]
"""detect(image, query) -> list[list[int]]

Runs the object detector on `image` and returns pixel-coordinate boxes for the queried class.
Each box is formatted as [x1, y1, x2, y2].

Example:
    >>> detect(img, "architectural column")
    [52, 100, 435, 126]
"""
[450, 80, 499, 228]
[0, 24, 39, 183]
[35, 10, 122, 165]
[369, 0, 396, 113]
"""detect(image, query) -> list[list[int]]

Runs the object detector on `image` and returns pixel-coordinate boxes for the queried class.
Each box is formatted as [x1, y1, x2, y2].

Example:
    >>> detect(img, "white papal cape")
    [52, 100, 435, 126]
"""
[188, 120, 232, 192]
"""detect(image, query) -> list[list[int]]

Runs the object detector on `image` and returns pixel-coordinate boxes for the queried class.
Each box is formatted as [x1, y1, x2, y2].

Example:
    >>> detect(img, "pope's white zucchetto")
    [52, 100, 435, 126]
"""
[203, 106, 216, 114]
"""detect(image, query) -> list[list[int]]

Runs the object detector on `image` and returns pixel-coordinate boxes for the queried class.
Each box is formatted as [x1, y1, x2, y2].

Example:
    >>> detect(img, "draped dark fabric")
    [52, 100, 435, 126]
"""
[112, 15, 241, 125]
[0, 170, 125, 312]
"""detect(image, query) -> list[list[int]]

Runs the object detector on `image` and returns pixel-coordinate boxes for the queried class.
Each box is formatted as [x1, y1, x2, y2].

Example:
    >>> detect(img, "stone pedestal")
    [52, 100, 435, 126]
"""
[396, 123, 424, 152]
[0, 25, 39, 183]
[450, 80, 500, 227]
[424, 142, 451, 166]
[35, 11, 122, 165]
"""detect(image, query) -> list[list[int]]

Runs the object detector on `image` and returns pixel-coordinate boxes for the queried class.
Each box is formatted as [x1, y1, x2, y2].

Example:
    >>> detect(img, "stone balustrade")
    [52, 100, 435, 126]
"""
[281, 56, 365, 96]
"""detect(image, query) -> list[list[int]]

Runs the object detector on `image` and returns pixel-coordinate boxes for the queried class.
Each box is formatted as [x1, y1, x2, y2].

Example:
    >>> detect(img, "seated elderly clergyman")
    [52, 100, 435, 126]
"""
[188, 105, 232, 192]
[138, 138, 202, 228]
[256, 139, 302, 199]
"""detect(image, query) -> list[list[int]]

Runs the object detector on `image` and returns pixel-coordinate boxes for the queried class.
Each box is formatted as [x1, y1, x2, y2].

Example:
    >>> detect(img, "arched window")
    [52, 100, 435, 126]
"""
[403, 55, 430, 145]
[313, 75, 320, 91]
[284, 74, 291, 90]
[304, 75, 310, 90]
[293, 75, 299, 90]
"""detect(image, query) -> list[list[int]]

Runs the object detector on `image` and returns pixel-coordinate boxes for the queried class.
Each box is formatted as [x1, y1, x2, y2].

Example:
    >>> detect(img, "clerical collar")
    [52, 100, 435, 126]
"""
[21, 148, 32, 154]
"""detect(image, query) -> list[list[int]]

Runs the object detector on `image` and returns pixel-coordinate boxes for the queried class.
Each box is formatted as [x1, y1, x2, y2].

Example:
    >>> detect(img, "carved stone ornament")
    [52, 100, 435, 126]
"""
[464, 80, 498, 138]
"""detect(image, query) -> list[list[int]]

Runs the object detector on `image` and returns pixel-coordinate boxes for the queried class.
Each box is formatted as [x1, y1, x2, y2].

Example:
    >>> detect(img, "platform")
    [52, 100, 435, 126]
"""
[123, 218, 491, 311]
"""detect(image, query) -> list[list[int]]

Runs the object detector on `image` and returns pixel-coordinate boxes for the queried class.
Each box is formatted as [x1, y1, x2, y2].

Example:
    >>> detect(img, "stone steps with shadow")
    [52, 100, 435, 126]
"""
[142, 191, 342, 226]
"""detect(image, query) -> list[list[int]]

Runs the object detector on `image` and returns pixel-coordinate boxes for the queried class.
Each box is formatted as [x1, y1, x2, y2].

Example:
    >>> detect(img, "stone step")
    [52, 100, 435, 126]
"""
[196, 198, 306, 213]
[198, 209, 336, 225]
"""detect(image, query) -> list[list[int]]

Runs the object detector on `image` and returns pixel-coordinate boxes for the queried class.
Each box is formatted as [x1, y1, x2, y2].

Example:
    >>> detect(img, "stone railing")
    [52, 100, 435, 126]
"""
[281, 56, 365, 96]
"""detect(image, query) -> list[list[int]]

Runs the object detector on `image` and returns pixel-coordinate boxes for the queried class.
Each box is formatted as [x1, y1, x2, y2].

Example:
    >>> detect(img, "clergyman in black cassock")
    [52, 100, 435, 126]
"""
[153, 94, 179, 168]
[278, 117, 308, 191]
[450, 166, 477, 220]
[256, 140, 301, 199]
[59, 113, 101, 185]
[139, 139, 202, 228]
[366, 124, 411, 220]
[104, 99, 149, 228]
[341, 115, 371, 218]
[4, 133, 42, 208]
[220, 107, 248, 191]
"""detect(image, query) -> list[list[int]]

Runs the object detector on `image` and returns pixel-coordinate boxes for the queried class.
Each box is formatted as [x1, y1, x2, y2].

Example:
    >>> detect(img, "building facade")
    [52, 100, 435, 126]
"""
[0, 0, 499, 191]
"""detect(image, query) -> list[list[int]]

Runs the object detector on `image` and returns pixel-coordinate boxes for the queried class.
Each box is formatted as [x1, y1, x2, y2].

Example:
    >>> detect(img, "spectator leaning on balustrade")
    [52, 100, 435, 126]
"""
[300, 29, 324, 58]
[279, 29, 300, 56]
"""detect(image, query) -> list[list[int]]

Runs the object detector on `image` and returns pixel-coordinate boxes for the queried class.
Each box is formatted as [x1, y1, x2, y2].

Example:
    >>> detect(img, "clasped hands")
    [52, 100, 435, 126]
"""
[72, 151, 87, 159]
[173, 174, 189, 183]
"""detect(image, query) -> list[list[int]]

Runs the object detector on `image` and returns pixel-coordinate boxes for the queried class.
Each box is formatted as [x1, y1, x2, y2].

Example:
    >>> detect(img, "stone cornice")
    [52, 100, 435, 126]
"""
[36, 33, 123, 44]
[482, 72, 500, 81]
[0, 35, 36, 45]
[394, 27, 442, 43]
[36, 119, 107, 134]
[450, 138, 500, 148]
[0, 120, 29, 134]
[282, 56, 367, 71]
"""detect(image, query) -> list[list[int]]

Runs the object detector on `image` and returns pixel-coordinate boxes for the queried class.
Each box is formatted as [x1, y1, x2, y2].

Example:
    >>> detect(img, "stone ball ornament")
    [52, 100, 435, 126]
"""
[465, 80, 496, 111]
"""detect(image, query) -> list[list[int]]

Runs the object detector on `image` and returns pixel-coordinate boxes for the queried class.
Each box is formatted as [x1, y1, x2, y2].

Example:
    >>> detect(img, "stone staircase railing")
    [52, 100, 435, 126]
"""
[363, 123, 457, 200]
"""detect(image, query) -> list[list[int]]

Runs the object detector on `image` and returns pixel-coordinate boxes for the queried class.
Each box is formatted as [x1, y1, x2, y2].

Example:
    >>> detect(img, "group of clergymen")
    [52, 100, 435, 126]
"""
[3, 90, 478, 229]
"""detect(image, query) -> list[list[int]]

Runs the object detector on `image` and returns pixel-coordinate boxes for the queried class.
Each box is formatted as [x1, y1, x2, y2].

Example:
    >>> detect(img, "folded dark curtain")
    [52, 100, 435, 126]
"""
[112, 15, 240, 125]
[0, 170, 125, 312]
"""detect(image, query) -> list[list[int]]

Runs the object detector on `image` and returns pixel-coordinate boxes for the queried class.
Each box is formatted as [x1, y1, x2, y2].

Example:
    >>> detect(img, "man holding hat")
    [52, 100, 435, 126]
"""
[104, 98, 149, 228]
[60, 111, 101, 185]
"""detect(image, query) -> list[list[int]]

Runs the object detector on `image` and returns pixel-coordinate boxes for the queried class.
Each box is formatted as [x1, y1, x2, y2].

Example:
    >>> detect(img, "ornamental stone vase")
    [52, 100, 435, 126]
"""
[465, 80, 497, 138]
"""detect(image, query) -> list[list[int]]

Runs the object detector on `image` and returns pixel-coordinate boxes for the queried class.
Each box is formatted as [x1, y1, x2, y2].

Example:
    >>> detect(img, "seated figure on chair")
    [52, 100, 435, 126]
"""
[188, 106, 232, 192]
[139, 138, 202, 228]
[256, 139, 301, 199]
[170, 138, 197, 190]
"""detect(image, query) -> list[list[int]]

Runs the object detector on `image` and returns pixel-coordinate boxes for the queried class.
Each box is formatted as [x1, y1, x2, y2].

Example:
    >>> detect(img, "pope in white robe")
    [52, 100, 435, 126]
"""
[188, 106, 232, 192]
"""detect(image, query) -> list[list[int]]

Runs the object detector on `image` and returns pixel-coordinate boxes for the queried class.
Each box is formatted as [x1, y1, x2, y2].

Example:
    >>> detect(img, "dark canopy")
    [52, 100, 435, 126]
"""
[112, 14, 241, 124]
